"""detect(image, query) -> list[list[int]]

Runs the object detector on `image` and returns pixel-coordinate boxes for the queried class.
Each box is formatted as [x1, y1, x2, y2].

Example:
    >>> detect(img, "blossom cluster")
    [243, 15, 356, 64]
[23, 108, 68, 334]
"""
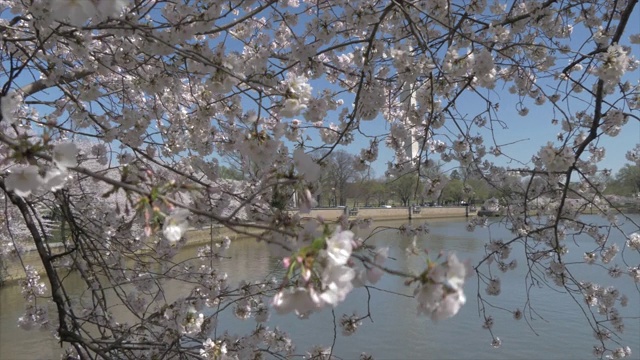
[5, 143, 78, 197]
[280, 75, 313, 118]
[626, 232, 640, 251]
[49, 0, 129, 26]
[17, 266, 49, 331]
[413, 253, 472, 321]
[272, 227, 362, 317]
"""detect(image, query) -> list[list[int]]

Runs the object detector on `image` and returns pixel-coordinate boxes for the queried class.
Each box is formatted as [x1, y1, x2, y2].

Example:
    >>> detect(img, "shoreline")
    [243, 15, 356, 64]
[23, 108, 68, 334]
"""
[0, 207, 470, 285]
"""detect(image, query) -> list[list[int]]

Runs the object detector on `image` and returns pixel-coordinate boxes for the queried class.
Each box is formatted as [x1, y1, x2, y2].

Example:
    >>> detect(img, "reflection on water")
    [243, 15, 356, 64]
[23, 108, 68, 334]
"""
[1, 217, 639, 360]
[0, 240, 276, 359]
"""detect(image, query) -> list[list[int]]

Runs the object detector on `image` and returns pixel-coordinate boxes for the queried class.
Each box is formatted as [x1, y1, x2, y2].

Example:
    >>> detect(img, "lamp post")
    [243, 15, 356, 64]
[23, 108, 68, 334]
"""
[332, 187, 336, 207]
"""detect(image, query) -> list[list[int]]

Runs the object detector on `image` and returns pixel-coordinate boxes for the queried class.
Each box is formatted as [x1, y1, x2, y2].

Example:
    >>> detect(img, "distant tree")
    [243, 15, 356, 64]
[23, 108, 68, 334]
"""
[465, 177, 491, 203]
[390, 174, 420, 206]
[354, 178, 385, 207]
[371, 180, 390, 207]
[219, 165, 244, 180]
[442, 178, 465, 204]
[416, 161, 448, 205]
[324, 150, 359, 206]
[606, 164, 640, 196]
[350, 161, 375, 207]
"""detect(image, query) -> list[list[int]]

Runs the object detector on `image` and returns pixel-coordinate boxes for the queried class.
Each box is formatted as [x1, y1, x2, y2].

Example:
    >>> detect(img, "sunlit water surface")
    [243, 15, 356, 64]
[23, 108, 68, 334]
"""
[1, 215, 639, 360]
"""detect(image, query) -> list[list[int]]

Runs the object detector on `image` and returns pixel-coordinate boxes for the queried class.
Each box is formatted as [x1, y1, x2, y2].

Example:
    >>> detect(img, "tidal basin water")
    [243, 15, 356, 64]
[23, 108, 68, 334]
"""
[1, 215, 639, 359]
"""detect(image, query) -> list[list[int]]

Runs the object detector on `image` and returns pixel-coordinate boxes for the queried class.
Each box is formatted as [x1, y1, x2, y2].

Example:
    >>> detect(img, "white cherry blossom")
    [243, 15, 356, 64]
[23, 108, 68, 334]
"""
[415, 253, 470, 321]
[52, 143, 79, 169]
[324, 227, 353, 266]
[50, 0, 98, 26]
[1, 91, 21, 125]
[280, 99, 307, 118]
[5, 166, 43, 197]
[415, 281, 466, 322]
[95, 0, 129, 19]
[319, 264, 355, 306]
[626, 232, 640, 250]
[163, 209, 190, 243]
[272, 287, 323, 317]
[43, 168, 69, 192]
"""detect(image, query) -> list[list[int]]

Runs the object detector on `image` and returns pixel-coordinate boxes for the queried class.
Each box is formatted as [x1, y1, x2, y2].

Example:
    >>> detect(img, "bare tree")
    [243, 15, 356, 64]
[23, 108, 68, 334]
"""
[324, 150, 360, 206]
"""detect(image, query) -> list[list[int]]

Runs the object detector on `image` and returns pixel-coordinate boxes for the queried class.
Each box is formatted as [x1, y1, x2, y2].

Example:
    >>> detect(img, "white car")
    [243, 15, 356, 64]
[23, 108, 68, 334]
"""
[382, 205, 392, 208]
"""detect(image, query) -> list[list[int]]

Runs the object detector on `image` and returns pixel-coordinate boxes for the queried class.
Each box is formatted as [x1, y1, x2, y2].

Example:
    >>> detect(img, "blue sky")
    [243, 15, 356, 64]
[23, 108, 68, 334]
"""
[347, 90, 639, 178]
[310, 64, 640, 178]
[333, 29, 640, 178]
